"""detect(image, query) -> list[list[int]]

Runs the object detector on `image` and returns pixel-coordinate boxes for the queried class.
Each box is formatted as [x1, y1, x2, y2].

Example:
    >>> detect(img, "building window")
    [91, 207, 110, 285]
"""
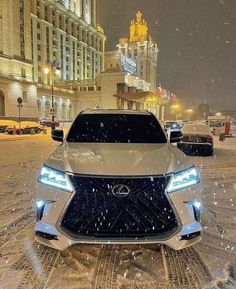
[21, 68, 26, 78]
[59, 15, 62, 29]
[19, 0, 25, 60]
[37, 99, 42, 116]
[61, 103, 66, 119]
[22, 91, 27, 102]
[46, 27, 50, 59]
[69, 103, 73, 120]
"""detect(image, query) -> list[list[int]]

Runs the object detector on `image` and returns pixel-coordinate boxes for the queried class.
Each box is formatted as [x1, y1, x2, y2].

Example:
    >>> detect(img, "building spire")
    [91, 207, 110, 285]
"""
[129, 11, 148, 43]
[136, 11, 142, 23]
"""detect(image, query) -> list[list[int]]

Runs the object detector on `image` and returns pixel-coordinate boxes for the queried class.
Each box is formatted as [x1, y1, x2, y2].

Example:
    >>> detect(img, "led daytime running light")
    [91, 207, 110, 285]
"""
[38, 166, 73, 192]
[167, 167, 200, 193]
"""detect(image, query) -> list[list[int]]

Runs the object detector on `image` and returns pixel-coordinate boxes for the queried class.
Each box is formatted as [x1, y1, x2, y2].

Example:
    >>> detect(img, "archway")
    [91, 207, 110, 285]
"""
[61, 102, 66, 120]
[37, 98, 42, 117]
[0, 90, 5, 116]
[45, 100, 50, 117]
[69, 103, 73, 120]
[54, 101, 59, 119]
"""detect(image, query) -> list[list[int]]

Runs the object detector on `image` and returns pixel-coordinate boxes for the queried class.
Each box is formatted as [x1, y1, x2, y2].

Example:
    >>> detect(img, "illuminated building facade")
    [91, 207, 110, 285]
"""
[117, 11, 158, 92]
[0, 0, 105, 120]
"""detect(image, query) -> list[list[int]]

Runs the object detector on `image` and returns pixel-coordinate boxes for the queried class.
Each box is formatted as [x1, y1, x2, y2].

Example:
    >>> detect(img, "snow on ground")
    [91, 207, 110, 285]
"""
[0, 133, 236, 289]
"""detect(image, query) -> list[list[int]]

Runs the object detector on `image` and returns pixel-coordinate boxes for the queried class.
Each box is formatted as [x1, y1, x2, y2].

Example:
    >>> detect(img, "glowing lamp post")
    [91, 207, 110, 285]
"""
[171, 104, 180, 120]
[186, 109, 193, 120]
[43, 60, 61, 131]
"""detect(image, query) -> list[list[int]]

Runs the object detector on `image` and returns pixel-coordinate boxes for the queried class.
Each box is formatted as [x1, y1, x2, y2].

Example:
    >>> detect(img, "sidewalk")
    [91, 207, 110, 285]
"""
[0, 125, 70, 142]
[0, 132, 50, 142]
[214, 135, 236, 150]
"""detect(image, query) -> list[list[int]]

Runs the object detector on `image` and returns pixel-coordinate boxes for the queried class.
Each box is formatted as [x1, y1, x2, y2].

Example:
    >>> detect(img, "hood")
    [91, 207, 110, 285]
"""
[45, 142, 192, 176]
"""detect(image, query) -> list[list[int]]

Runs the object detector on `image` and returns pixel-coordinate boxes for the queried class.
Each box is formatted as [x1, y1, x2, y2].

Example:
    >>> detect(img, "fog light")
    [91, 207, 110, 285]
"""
[192, 201, 202, 221]
[193, 201, 202, 210]
[36, 200, 45, 208]
[36, 200, 45, 221]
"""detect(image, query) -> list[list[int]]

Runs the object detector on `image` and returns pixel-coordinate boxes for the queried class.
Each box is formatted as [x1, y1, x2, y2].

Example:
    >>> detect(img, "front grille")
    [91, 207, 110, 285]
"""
[61, 175, 178, 238]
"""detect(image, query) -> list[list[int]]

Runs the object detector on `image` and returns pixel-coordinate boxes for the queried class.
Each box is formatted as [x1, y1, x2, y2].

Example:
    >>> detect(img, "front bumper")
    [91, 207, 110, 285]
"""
[35, 180, 203, 251]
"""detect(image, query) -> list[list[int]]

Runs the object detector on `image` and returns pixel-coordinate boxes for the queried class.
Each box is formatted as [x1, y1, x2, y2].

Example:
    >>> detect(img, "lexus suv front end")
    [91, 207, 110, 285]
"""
[35, 110, 203, 251]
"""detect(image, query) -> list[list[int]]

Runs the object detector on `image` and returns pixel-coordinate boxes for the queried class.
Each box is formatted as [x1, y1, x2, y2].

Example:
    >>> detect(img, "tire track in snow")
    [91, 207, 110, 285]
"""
[162, 245, 211, 289]
[0, 211, 35, 248]
[12, 242, 60, 289]
[93, 245, 120, 289]
[197, 232, 236, 262]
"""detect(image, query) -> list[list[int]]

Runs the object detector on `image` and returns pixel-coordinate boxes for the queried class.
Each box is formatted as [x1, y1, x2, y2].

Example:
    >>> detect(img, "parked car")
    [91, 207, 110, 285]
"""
[0, 120, 18, 133]
[5, 121, 42, 135]
[164, 121, 182, 132]
[39, 118, 60, 128]
[35, 109, 202, 251]
[177, 123, 214, 156]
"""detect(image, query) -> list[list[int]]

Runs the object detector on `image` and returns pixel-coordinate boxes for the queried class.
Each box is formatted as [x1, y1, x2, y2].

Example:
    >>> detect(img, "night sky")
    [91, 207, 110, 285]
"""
[97, 0, 236, 111]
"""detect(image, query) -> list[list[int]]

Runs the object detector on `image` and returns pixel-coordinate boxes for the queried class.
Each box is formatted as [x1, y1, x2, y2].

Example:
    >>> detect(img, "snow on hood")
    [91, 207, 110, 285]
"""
[45, 142, 192, 176]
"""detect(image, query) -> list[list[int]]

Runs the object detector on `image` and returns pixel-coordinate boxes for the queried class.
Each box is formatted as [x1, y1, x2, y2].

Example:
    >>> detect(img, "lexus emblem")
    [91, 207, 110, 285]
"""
[112, 184, 130, 197]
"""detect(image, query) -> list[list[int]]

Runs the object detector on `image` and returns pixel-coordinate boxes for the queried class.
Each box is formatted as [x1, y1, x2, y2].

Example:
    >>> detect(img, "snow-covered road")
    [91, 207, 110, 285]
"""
[0, 135, 236, 289]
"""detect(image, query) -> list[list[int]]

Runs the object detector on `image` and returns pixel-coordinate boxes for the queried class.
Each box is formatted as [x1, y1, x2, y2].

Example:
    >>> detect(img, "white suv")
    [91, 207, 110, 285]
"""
[35, 110, 203, 251]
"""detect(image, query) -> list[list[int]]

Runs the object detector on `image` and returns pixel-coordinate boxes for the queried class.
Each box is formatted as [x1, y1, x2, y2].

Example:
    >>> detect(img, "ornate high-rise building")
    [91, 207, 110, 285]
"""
[0, 0, 105, 120]
[117, 11, 158, 92]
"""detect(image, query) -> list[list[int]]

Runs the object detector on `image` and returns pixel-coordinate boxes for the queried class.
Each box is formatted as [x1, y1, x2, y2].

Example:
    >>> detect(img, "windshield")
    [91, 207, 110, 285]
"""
[67, 113, 167, 143]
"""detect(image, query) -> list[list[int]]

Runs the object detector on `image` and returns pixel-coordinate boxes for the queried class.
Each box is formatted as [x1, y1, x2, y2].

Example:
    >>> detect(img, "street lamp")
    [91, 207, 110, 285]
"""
[186, 109, 193, 120]
[43, 60, 61, 131]
[171, 104, 180, 120]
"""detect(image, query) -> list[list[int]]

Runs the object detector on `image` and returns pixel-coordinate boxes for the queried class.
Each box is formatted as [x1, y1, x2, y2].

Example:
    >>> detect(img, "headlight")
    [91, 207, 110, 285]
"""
[167, 167, 200, 193]
[38, 165, 73, 192]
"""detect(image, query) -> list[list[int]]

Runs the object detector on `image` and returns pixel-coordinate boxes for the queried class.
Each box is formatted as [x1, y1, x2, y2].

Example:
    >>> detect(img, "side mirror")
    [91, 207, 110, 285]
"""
[51, 129, 64, 142]
[170, 131, 183, 143]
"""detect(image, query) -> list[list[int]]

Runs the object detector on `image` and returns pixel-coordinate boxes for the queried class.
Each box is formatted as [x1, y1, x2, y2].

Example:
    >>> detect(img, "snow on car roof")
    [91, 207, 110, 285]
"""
[182, 123, 211, 134]
[82, 109, 151, 115]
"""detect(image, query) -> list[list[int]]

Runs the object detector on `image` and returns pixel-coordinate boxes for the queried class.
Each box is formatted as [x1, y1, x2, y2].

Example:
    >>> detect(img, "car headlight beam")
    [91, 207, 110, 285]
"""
[167, 167, 200, 193]
[38, 165, 73, 192]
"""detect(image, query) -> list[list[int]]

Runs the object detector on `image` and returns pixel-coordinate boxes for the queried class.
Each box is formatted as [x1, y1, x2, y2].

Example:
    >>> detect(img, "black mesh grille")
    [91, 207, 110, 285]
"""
[61, 175, 179, 238]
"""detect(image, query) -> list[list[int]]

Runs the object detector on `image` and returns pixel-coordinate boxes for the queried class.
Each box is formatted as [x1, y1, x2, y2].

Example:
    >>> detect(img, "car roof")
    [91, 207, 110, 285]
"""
[182, 123, 211, 134]
[81, 109, 152, 115]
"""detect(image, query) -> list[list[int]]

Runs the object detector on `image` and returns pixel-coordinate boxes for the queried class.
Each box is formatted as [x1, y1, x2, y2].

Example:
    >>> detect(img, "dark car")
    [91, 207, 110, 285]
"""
[5, 126, 42, 135]
[164, 121, 182, 131]
[0, 125, 8, 133]
[177, 123, 214, 156]
[0, 121, 18, 133]
[39, 119, 60, 128]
